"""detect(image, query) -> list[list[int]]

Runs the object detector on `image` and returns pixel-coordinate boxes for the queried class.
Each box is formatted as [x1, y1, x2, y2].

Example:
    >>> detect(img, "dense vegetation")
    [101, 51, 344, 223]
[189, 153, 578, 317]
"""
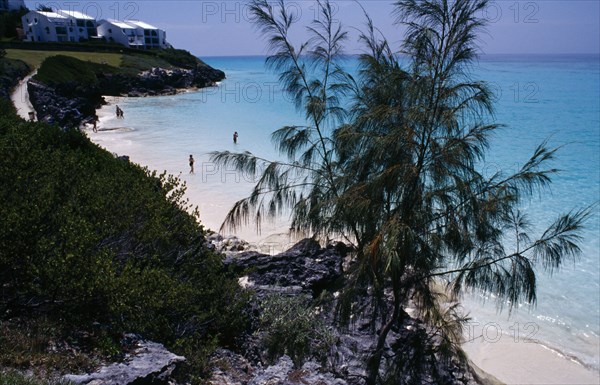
[0, 8, 27, 40]
[34, 55, 117, 86]
[0, 107, 247, 381]
[0, 49, 30, 99]
[33, 49, 207, 85]
[212, 0, 591, 383]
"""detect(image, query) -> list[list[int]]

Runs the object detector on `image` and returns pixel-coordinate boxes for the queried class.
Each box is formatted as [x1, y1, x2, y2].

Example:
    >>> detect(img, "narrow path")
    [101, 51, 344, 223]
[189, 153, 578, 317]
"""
[10, 70, 37, 121]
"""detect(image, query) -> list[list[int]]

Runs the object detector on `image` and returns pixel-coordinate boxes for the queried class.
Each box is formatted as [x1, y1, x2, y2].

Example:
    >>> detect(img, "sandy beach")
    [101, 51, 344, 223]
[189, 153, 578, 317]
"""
[463, 336, 599, 384]
[10, 70, 36, 121]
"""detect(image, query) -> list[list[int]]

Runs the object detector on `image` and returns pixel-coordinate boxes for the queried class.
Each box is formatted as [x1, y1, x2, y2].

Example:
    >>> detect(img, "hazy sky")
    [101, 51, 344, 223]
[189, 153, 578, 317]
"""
[24, 0, 600, 56]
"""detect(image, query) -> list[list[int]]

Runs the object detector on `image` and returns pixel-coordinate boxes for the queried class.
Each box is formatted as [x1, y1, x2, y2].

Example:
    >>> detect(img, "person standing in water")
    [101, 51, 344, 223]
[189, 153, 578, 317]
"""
[233, 131, 238, 144]
[189, 155, 195, 174]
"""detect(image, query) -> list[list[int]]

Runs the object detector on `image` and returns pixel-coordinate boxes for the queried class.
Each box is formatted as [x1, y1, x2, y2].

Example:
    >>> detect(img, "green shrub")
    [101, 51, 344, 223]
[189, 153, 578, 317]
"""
[0, 117, 247, 379]
[0, 370, 72, 385]
[0, 98, 17, 117]
[34, 55, 115, 86]
[258, 294, 334, 367]
[155, 48, 203, 69]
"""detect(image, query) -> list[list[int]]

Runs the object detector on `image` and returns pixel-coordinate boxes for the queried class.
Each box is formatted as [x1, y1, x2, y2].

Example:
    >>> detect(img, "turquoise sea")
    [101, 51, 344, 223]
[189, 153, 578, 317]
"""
[92, 54, 600, 371]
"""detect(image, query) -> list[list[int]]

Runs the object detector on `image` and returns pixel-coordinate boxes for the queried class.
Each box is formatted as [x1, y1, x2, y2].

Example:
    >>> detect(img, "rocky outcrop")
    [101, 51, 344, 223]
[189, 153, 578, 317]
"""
[208, 350, 347, 385]
[224, 238, 345, 297]
[28, 78, 101, 127]
[215, 239, 479, 385]
[97, 65, 225, 97]
[27, 62, 225, 128]
[63, 336, 185, 385]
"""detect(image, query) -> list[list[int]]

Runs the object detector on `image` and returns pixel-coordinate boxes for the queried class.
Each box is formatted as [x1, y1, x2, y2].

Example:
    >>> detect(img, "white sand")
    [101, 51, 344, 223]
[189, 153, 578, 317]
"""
[463, 336, 600, 384]
[10, 70, 37, 120]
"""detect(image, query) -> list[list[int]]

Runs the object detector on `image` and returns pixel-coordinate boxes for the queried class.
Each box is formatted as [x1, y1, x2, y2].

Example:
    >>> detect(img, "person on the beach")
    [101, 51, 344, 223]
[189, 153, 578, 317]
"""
[116, 105, 121, 118]
[233, 131, 238, 144]
[189, 155, 195, 174]
[92, 118, 97, 133]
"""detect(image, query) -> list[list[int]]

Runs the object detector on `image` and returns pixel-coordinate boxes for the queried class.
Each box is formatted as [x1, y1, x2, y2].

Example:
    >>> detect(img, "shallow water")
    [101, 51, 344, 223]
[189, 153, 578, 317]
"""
[90, 54, 600, 371]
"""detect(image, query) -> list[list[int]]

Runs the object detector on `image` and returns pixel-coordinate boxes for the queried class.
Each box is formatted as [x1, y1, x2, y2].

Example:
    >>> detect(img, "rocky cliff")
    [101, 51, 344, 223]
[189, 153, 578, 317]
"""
[26, 54, 225, 128]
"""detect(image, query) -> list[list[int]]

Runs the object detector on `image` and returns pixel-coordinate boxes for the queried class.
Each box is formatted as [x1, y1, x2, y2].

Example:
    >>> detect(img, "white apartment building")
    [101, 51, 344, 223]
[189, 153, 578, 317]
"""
[21, 9, 97, 43]
[97, 19, 168, 49]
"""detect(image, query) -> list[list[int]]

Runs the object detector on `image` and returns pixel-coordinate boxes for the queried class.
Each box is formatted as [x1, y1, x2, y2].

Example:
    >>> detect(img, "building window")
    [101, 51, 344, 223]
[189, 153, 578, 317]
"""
[108, 28, 112, 33]
[77, 20, 84, 27]
[55, 26, 67, 35]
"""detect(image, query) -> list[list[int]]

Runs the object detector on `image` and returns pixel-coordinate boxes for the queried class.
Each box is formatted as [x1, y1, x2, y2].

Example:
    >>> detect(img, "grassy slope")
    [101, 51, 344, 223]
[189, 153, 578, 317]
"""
[5, 48, 205, 73]
[5, 49, 123, 69]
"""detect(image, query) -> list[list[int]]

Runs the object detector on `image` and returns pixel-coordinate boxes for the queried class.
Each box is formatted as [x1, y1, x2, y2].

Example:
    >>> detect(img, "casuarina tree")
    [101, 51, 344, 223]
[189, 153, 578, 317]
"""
[211, 0, 592, 382]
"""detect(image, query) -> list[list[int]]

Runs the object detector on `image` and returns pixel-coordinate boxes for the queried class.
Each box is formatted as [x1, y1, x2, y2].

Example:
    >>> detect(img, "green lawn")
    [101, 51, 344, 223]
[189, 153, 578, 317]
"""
[4, 49, 123, 69]
[5, 49, 180, 74]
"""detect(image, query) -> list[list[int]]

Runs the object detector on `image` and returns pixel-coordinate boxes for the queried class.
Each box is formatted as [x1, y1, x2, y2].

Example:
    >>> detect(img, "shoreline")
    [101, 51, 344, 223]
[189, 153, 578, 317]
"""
[463, 334, 599, 384]
[10, 70, 37, 121]
[88, 94, 599, 385]
[90, 94, 304, 254]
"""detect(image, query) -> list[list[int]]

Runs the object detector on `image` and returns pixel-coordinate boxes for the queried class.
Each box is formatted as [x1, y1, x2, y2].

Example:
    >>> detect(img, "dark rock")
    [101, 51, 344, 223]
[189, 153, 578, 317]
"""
[63, 337, 184, 385]
[28, 79, 101, 129]
[224, 238, 344, 298]
[216, 239, 479, 385]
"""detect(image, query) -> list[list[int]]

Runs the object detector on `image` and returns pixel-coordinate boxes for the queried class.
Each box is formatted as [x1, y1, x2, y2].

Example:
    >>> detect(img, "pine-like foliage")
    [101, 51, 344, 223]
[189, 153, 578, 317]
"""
[211, 0, 593, 383]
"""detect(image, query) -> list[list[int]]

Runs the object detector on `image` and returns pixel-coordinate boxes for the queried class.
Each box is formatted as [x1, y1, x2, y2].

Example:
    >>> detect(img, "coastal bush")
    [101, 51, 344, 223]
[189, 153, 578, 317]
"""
[33, 55, 115, 87]
[0, 370, 72, 385]
[0, 9, 28, 40]
[258, 294, 334, 367]
[0, 97, 17, 116]
[0, 55, 30, 100]
[0, 116, 247, 379]
[155, 48, 205, 69]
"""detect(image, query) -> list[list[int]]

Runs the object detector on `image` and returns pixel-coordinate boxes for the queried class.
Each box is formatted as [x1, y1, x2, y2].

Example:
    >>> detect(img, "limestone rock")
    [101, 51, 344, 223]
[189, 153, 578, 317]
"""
[224, 238, 345, 297]
[63, 337, 184, 385]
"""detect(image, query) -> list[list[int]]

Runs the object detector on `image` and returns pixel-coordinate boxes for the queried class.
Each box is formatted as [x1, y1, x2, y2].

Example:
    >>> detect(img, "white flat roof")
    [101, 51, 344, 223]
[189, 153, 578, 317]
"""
[39, 11, 67, 19]
[58, 10, 94, 20]
[103, 19, 136, 29]
[125, 20, 158, 30]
